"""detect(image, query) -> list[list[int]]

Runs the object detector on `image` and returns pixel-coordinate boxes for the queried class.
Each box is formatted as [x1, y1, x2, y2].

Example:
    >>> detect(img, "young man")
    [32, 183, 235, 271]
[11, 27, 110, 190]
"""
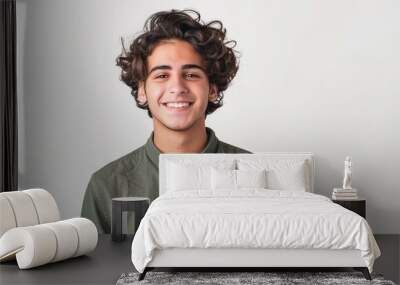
[81, 9, 251, 234]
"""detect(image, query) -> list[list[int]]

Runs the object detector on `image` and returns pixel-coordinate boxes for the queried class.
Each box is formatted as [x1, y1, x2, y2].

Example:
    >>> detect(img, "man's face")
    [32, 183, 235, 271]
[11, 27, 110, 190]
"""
[138, 39, 218, 132]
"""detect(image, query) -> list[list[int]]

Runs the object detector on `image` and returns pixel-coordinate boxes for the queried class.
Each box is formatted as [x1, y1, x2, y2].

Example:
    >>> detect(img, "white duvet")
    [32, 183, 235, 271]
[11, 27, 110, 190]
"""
[131, 190, 380, 273]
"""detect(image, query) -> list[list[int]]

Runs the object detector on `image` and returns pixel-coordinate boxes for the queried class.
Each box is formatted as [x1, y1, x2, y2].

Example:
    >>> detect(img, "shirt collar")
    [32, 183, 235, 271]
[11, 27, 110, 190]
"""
[145, 127, 219, 167]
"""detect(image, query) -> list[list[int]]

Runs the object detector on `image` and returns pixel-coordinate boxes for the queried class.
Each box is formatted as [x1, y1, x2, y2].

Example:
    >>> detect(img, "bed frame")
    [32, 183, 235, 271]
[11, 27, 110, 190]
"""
[141, 248, 371, 280]
[138, 153, 372, 280]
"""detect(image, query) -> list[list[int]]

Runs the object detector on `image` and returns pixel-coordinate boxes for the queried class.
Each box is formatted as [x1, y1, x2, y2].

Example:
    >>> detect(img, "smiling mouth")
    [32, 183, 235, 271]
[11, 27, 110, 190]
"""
[162, 102, 193, 110]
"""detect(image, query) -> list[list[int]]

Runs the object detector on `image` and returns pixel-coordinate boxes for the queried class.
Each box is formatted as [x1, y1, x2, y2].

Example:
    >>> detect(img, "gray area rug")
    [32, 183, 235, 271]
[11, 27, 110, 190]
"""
[116, 271, 396, 285]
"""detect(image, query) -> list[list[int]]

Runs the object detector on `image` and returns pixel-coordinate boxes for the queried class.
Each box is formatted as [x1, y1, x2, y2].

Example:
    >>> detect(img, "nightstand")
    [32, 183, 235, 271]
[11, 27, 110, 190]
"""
[111, 197, 150, 242]
[332, 198, 366, 218]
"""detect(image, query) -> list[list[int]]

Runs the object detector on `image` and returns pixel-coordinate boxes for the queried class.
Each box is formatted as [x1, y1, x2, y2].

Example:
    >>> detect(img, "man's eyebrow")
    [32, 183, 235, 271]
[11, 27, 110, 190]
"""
[181, 64, 206, 72]
[148, 65, 171, 74]
[148, 64, 206, 75]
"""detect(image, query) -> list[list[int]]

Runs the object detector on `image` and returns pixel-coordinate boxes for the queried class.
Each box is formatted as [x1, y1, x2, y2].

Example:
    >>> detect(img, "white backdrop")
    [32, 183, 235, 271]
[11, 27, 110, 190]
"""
[16, 0, 400, 233]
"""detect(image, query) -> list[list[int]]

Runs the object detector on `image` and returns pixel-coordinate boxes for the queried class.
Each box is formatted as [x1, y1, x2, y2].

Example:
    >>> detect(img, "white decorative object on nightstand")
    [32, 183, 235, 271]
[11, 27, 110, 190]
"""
[332, 188, 358, 200]
[333, 156, 358, 200]
[342, 156, 353, 190]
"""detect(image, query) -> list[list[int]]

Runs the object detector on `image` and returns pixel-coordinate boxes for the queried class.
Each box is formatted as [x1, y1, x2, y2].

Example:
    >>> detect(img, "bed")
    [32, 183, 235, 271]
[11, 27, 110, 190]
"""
[130, 153, 381, 281]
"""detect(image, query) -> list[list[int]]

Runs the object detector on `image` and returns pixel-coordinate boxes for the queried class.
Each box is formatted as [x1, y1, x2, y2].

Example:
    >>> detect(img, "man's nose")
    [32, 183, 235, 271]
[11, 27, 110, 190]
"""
[168, 75, 188, 94]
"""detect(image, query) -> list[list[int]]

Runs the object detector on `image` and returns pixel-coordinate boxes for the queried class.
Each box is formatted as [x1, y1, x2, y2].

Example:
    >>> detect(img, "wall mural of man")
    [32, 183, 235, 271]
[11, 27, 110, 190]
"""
[81, 9, 251, 234]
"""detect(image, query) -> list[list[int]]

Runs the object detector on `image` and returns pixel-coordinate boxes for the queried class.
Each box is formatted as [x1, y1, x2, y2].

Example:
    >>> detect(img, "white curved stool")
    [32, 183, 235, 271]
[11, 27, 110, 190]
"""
[0, 218, 98, 269]
[0, 189, 98, 269]
[0, 188, 60, 236]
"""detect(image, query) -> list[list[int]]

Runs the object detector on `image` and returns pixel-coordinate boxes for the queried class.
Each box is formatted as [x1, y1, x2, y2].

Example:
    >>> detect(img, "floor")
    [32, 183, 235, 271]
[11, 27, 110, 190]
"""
[373, 234, 400, 284]
[0, 234, 398, 284]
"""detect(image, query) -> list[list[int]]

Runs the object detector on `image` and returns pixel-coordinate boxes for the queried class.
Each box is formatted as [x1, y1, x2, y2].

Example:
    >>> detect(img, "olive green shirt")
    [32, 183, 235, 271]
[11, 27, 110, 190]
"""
[81, 127, 251, 233]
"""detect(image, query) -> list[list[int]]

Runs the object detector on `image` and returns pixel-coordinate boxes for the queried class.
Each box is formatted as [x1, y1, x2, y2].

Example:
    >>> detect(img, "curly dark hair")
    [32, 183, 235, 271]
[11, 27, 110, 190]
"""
[116, 9, 240, 118]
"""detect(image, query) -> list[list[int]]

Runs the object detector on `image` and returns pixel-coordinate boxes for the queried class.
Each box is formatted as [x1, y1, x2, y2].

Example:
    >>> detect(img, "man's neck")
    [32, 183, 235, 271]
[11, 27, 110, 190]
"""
[153, 121, 208, 153]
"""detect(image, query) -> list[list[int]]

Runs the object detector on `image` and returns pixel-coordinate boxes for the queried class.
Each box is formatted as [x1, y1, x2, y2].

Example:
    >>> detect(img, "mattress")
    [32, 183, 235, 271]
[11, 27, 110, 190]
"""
[131, 189, 381, 273]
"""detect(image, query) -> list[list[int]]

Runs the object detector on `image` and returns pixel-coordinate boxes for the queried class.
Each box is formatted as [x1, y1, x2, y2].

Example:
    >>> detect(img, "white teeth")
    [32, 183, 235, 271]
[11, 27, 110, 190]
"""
[165, 102, 191, 108]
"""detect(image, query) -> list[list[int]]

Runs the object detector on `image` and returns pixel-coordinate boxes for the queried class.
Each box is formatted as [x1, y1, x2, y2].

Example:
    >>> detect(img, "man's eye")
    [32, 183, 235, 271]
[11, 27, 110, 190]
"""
[155, 74, 168, 79]
[185, 73, 199, 79]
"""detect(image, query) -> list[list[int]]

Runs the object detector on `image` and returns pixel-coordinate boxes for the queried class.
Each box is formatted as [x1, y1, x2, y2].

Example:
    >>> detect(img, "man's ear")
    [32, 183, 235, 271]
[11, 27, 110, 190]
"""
[137, 81, 147, 105]
[208, 84, 219, 102]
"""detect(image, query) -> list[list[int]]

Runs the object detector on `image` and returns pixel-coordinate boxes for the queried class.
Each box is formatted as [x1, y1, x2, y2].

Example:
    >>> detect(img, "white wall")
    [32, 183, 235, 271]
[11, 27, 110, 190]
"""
[16, 0, 400, 234]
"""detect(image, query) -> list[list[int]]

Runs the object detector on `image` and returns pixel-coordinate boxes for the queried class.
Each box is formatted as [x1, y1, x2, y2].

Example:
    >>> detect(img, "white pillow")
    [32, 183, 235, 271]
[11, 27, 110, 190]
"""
[166, 160, 235, 192]
[211, 168, 236, 190]
[237, 159, 308, 191]
[211, 168, 268, 190]
[237, 169, 267, 188]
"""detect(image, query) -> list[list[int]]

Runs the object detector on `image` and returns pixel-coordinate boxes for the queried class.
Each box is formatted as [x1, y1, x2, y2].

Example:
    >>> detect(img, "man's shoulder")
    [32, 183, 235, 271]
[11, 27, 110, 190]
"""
[217, 140, 252, 154]
[91, 145, 146, 181]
